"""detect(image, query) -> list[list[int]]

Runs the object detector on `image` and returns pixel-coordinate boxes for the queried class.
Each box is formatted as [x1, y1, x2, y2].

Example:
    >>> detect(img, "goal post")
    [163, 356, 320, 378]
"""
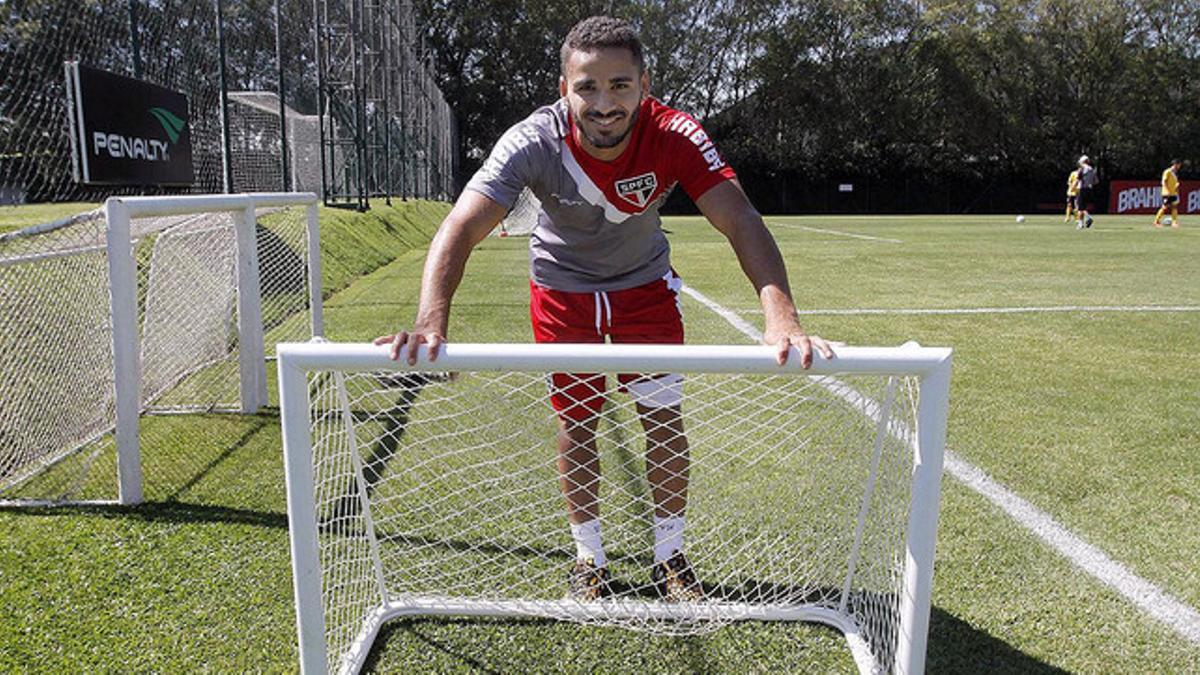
[0, 192, 323, 507]
[277, 341, 951, 675]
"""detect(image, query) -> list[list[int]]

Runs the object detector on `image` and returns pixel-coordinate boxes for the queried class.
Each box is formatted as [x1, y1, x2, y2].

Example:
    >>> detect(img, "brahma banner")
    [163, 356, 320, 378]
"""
[1109, 180, 1200, 214]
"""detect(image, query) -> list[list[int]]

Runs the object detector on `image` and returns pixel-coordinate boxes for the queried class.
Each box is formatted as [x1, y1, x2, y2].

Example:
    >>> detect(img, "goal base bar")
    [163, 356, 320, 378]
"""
[336, 597, 874, 675]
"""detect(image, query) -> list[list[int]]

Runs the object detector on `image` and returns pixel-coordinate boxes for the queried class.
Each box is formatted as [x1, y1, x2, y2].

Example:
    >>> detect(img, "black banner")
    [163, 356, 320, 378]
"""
[67, 63, 194, 186]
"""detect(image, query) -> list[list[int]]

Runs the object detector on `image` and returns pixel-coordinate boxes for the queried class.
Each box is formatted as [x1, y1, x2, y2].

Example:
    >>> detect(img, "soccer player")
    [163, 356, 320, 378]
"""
[375, 16, 833, 603]
[1152, 158, 1183, 228]
[1065, 167, 1080, 223]
[1075, 155, 1097, 229]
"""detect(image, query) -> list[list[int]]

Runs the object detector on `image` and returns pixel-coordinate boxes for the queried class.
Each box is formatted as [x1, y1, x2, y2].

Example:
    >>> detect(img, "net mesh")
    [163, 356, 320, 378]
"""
[0, 202, 315, 502]
[303, 365, 921, 673]
[228, 92, 323, 194]
[495, 188, 542, 237]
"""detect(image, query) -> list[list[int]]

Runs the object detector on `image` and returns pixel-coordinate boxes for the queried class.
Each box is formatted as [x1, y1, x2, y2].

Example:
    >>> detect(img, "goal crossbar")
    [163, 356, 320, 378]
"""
[278, 341, 951, 674]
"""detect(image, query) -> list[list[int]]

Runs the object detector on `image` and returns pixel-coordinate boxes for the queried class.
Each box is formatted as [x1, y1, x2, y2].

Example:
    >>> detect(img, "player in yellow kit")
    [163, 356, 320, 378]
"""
[1152, 159, 1183, 228]
[1065, 168, 1080, 223]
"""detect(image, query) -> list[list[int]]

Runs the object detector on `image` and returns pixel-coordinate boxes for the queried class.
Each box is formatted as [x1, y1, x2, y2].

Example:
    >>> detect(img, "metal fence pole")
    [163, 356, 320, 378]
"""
[275, 0, 291, 192]
[313, 0, 329, 204]
[215, 0, 234, 193]
[128, 0, 143, 79]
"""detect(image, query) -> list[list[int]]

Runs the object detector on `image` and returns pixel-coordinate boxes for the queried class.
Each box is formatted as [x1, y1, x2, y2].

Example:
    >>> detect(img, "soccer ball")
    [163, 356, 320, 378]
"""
[1015, 215, 1026, 223]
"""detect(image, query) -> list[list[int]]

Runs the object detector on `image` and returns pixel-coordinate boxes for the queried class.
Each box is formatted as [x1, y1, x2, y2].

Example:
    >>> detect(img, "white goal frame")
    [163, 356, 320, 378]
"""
[0, 192, 323, 507]
[277, 341, 951, 675]
[105, 193, 324, 504]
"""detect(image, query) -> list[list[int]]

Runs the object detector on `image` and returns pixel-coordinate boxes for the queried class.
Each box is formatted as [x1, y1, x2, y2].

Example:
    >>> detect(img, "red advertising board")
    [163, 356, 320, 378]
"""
[1108, 180, 1200, 214]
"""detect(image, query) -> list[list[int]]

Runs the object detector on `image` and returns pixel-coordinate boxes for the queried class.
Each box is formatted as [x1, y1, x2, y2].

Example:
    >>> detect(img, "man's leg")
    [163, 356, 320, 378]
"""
[557, 413, 602, 527]
[1154, 203, 1167, 227]
[530, 281, 613, 598]
[553, 381, 613, 600]
[638, 403, 688, 520]
[1171, 204, 1180, 227]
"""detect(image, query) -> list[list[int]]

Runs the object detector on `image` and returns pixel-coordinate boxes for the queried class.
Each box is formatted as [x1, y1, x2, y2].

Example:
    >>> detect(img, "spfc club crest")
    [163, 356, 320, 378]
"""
[615, 172, 658, 208]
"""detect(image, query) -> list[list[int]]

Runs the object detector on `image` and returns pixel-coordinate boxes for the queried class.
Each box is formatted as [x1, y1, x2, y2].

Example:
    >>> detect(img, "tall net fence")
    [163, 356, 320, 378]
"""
[316, 0, 456, 207]
[279, 344, 952, 674]
[0, 0, 454, 209]
[0, 200, 318, 504]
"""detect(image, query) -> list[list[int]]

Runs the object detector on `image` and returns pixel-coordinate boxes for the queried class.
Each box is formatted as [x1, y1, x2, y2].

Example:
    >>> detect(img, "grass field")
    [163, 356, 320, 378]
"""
[2, 210, 1199, 672]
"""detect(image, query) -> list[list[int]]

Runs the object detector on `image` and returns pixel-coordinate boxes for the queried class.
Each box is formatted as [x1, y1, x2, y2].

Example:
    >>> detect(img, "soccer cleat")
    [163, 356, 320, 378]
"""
[567, 558, 611, 601]
[1153, 221, 1163, 228]
[1075, 221, 1084, 230]
[651, 551, 704, 602]
[1085, 216, 1093, 228]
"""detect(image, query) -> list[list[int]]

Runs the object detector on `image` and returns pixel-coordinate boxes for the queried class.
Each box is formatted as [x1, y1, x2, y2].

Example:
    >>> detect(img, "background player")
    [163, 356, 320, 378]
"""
[1075, 155, 1097, 229]
[1065, 166, 1080, 223]
[1152, 158, 1183, 228]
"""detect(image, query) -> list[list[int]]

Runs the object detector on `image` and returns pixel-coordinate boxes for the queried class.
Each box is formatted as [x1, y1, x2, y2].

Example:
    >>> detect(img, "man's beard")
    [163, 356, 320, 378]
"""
[575, 105, 639, 149]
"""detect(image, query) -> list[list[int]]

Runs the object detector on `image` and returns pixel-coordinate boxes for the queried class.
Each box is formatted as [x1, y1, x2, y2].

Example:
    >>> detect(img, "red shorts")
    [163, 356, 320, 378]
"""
[530, 270, 684, 421]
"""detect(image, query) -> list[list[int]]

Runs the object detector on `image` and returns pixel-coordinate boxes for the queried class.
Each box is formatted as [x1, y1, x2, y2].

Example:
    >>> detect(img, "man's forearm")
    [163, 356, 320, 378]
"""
[729, 222, 801, 328]
[414, 225, 476, 334]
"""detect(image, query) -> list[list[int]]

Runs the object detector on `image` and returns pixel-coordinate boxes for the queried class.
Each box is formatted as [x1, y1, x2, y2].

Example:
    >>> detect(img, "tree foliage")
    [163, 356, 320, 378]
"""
[417, 0, 1200, 212]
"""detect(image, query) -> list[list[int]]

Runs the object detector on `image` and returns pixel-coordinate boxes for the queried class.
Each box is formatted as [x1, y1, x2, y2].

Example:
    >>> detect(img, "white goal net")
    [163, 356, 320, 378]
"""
[0, 193, 323, 506]
[278, 342, 951, 675]
[494, 187, 541, 237]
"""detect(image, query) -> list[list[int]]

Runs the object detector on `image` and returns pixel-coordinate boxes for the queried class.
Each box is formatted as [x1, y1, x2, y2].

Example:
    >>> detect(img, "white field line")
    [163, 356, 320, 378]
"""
[736, 305, 1200, 316]
[680, 284, 1200, 646]
[766, 221, 904, 244]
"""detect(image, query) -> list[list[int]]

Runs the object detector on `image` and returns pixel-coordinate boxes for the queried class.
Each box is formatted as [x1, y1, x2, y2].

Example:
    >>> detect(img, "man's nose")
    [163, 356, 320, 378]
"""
[594, 89, 616, 114]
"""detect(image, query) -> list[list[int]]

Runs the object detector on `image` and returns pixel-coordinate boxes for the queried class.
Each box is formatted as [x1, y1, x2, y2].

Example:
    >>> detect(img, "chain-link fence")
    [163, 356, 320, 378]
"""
[0, 0, 455, 209]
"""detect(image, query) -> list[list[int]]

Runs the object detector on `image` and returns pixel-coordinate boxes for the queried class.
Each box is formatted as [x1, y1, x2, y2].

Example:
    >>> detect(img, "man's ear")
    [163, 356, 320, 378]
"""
[559, 75, 567, 99]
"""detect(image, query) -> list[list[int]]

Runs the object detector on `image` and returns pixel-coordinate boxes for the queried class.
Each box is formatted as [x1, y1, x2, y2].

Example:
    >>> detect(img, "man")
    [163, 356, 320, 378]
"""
[1064, 167, 1080, 223]
[1152, 158, 1183, 229]
[1075, 155, 1097, 229]
[376, 16, 833, 603]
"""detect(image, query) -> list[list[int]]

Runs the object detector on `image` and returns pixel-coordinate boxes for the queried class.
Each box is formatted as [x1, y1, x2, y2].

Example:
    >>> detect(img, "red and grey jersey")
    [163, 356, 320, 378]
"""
[465, 97, 737, 292]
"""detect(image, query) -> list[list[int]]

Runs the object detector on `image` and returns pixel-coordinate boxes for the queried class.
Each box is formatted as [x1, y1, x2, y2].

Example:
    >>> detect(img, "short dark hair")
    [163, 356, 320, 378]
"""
[1171, 158, 1183, 166]
[560, 16, 644, 75]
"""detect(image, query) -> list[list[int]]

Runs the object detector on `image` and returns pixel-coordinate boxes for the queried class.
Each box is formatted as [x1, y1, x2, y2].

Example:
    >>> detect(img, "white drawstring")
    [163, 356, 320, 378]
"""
[593, 291, 613, 336]
[594, 292, 603, 336]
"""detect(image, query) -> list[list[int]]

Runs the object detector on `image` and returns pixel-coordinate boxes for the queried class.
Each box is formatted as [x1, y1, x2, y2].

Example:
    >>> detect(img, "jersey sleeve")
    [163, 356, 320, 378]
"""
[464, 121, 543, 210]
[661, 112, 738, 201]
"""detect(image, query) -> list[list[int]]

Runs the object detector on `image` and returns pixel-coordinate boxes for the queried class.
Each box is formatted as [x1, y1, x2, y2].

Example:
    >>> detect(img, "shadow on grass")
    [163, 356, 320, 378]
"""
[362, 603, 1068, 674]
[0, 499, 288, 530]
[160, 414, 274, 502]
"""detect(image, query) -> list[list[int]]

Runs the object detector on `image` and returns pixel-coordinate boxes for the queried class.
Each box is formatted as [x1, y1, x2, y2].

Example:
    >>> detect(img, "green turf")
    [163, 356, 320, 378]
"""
[3, 211, 1199, 672]
[0, 202, 100, 234]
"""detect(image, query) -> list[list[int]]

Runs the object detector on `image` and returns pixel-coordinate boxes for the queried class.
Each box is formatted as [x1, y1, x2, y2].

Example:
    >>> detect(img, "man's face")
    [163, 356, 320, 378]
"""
[559, 47, 649, 155]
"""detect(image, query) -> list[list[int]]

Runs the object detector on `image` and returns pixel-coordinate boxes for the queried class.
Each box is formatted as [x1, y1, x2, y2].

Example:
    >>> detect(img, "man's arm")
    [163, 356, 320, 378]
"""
[373, 189, 508, 363]
[695, 180, 834, 368]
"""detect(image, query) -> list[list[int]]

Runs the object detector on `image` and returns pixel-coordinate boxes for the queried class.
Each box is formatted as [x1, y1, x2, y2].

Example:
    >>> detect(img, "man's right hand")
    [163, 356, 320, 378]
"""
[373, 327, 446, 365]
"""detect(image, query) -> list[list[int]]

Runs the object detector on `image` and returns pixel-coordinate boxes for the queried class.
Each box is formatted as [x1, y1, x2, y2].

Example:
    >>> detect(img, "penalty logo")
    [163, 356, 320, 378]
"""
[615, 172, 658, 208]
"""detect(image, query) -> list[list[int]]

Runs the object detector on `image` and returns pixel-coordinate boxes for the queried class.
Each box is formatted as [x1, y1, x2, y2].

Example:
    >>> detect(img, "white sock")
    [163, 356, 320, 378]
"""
[570, 519, 606, 567]
[653, 515, 686, 563]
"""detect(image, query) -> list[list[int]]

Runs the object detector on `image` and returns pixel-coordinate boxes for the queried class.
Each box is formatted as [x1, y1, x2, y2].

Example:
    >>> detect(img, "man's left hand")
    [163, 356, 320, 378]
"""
[763, 323, 835, 368]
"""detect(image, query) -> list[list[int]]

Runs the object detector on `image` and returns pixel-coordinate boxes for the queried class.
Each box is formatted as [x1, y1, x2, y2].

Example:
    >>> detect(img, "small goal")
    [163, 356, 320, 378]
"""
[277, 341, 951, 674]
[0, 192, 323, 506]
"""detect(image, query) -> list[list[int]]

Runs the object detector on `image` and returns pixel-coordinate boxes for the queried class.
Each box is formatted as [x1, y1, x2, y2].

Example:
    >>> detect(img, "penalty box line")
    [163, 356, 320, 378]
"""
[679, 283, 1200, 646]
[765, 221, 904, 244]
[737, 305, 1200, 316]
